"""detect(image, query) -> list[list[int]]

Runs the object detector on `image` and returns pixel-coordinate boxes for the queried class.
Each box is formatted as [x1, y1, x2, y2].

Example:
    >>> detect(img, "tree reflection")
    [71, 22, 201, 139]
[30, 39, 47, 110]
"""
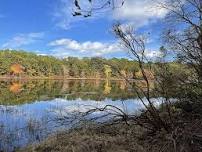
[103, 80, 111, 94]
[9, 82, 23, 94]
[0, 80, 141, 105]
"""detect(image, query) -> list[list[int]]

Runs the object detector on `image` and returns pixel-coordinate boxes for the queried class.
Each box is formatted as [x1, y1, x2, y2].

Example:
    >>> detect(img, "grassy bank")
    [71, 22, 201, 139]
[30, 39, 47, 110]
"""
[19, 103, 202, 152]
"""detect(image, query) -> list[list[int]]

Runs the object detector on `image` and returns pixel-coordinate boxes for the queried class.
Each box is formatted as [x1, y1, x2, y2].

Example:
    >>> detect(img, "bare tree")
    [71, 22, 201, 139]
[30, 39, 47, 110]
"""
[112, 23, 171, 132]
[63, 0, 187, 134]
[72, 0, 125, 17]
[158, 0, 202, 82]
[62, 0, 186, 132]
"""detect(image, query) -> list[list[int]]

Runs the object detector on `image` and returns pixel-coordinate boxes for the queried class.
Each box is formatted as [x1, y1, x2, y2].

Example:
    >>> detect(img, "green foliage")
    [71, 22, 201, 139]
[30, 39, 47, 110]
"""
[154, 61, 194, 99]
[0, 50, 64, 76]
[0, 50, 144, 79]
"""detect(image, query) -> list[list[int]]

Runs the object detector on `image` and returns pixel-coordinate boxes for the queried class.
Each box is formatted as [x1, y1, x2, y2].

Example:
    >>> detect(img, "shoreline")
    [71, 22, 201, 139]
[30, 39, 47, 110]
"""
[18, 106, 202, 152]
[0, 76, 145, 81]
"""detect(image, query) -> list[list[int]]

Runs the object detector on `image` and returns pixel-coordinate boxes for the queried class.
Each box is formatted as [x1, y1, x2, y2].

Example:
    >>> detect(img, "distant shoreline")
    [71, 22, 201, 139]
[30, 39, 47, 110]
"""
[0, 76, 142, 81]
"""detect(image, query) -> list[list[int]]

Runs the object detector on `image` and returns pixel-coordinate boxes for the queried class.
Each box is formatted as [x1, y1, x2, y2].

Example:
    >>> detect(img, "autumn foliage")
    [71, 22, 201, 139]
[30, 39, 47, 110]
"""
[9, 82, 22, 93]
[10, 64, 24, 75]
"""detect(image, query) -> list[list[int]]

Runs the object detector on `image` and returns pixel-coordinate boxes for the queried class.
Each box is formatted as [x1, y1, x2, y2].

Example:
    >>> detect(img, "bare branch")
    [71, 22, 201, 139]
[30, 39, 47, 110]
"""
[72, 0, 125, 17]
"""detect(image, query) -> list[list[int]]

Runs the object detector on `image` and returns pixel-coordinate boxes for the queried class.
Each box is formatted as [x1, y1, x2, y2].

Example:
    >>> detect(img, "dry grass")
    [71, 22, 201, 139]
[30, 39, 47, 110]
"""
[19, 109, 202, 152]
[19, 122, 146, 152]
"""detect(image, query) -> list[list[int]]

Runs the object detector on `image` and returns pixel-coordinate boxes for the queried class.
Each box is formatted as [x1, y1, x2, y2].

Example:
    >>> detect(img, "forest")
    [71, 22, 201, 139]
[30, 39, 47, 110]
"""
[1, 0, 202, 151]
[0, 49, 149, 79]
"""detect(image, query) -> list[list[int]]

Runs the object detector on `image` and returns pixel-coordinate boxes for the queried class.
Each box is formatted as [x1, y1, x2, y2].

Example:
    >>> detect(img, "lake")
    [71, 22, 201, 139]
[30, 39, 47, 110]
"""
[0, 79, 157, 151]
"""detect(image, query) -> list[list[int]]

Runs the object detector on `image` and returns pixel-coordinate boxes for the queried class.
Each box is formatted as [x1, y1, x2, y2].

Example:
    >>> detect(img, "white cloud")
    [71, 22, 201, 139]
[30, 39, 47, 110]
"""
[2, 32, 44, 49]
[144, 50, 162, 59]
[49, 38, 162, 59]
[113, 0, 168, 28]
[53, 0, 168, 30]
[49, 38, 122, 57]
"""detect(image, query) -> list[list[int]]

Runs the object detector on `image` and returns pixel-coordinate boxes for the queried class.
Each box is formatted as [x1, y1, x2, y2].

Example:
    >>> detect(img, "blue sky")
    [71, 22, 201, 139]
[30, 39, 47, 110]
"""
[0, 0, 168, 59]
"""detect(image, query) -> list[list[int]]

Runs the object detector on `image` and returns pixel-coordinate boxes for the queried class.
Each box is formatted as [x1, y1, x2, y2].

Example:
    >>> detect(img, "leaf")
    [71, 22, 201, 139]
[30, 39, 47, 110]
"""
[72, 12, 82, 16]
[74, 0, 81, 9]
[84, 14, 91, 17]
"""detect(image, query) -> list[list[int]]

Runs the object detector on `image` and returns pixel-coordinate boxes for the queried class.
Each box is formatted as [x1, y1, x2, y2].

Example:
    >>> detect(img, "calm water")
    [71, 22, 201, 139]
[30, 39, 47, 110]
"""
[0, 80, 158, 151]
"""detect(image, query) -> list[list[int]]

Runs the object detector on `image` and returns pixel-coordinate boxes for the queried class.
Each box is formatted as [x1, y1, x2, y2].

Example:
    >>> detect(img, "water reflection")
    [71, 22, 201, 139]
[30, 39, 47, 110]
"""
[9, 82, 23, 94]
[0, 79, 144, 151]
[103, 80, 111, 94]
[0, 80, 139, 105]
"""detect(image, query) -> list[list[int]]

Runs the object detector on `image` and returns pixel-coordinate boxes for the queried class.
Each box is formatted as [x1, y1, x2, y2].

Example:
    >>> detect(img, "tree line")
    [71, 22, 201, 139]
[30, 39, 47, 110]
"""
[0, 50, 64, 77]
[0, 49, 152, 79]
